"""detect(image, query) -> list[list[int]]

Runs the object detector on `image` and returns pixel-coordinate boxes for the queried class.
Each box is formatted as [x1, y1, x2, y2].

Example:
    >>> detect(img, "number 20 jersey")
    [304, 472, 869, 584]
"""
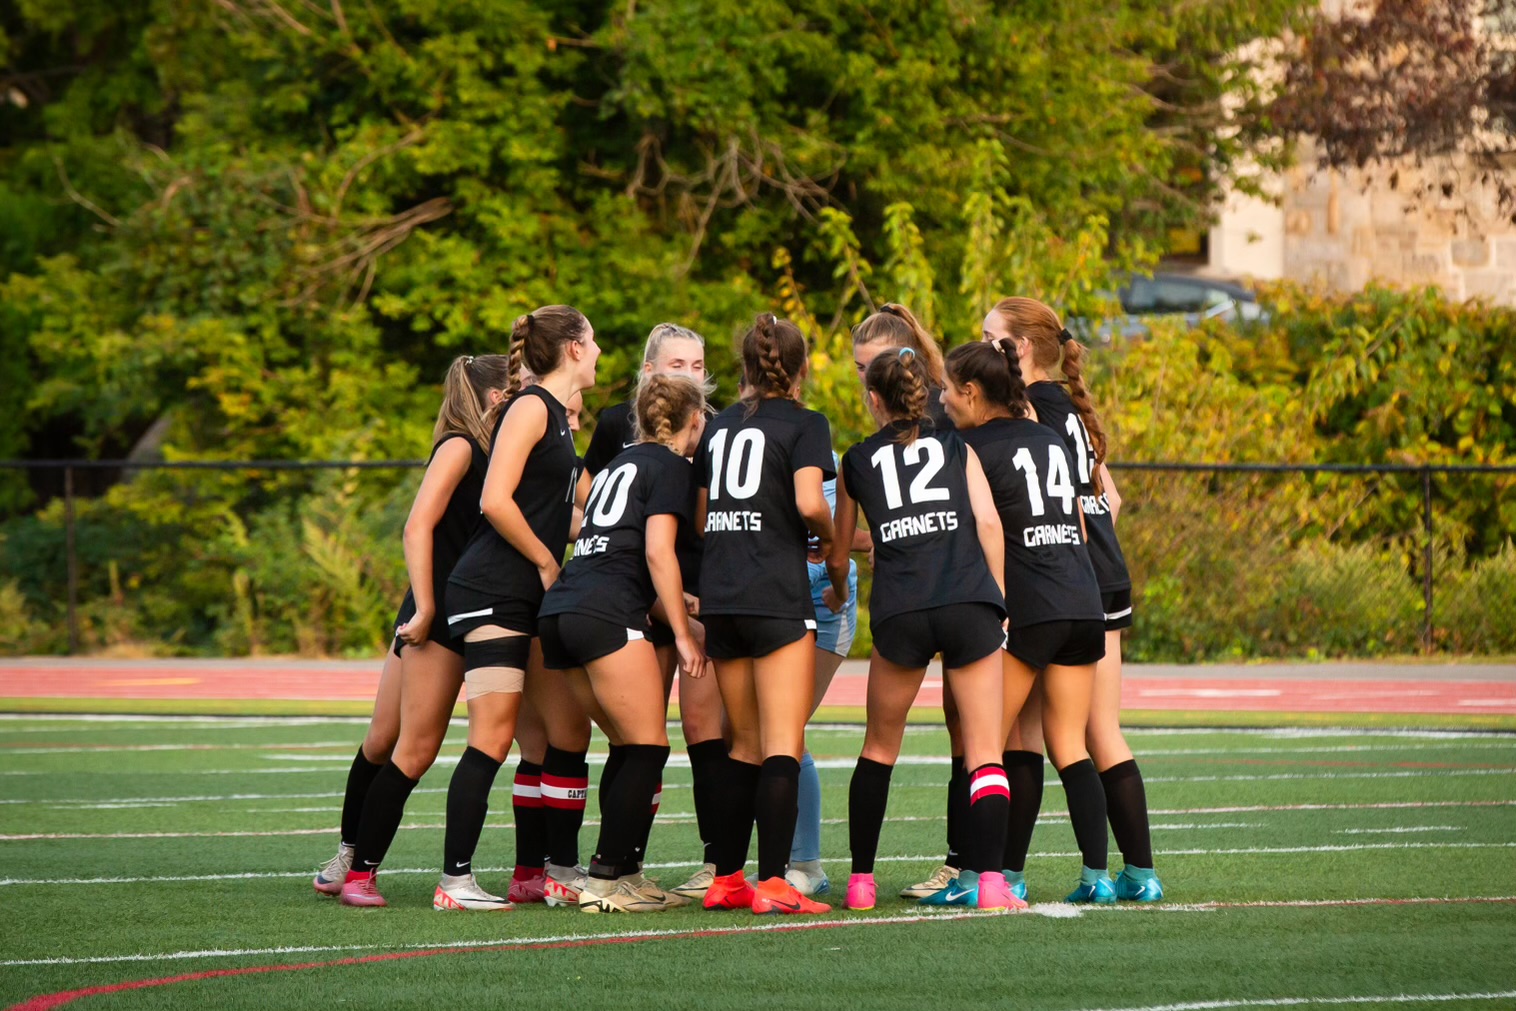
[840, 424, 1004, 623]
[696, 398, 836, 620]
[960, 417, 1103, 628]
[539, 442, 693, 629]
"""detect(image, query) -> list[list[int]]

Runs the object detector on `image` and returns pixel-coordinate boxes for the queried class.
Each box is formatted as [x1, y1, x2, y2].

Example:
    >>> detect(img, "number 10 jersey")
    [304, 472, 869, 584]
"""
[696, 398, 836, 620]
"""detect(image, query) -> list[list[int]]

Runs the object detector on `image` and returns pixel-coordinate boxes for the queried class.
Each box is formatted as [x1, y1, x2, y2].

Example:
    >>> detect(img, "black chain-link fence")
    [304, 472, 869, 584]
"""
[2, 459, 1513, 659]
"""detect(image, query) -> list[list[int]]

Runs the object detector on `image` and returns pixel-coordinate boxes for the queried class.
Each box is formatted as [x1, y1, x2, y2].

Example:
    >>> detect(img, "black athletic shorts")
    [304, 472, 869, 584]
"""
[1004, 619, 1106, 671]
[538, 613, 649, 670]
[647, 618, 676, 649]
[391, 592, 465, 658]
[872, 603, 1005, 670]
[1102, 587, 1133, 632]
[443, 582, 540, 640]
[702, 614, 816, 661]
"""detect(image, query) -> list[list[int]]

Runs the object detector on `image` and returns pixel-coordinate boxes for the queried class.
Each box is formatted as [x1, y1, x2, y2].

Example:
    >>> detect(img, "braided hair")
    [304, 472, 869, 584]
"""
[851, 303, 945, 387]
[490, 304, 589, 429]
[740, 313, 807, 416]
[864, 346, 932, 445]
[633, 373, 706, 450]
[943, 339, 1031, 420]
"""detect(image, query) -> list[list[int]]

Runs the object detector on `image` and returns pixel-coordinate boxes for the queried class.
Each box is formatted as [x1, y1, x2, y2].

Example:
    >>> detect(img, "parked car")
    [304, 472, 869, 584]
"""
[1069, 272, 1268, 342]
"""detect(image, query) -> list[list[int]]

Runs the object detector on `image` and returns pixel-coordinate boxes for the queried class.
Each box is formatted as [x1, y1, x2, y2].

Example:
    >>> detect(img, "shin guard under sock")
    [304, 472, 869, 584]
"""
[1002, 750, 1045, 873]
[350, 761, 418, 874]
[1100, 758, 1154, 868]
[511, 760, 546, 873]
[340, 746, 385, 847]
[963, 764, 1011, 875]
[755, 755, 801, 882]
[542, 745, 589, 868]
[1059, 758, 1109, 872]
[443, 747, 502, 876]
[847, 757, 894, 875]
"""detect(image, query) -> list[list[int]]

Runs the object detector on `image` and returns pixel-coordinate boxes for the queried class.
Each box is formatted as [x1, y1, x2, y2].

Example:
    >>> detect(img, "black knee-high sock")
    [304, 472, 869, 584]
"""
[511, 760, 546, 874]
[633, 776, 662, 871]
[1002, 750, 1045, 873]
[755, 755, 801, 882]
[945, 756, 968, 869]
[444, 746, 502, 876]
[542, 745, 589, 868]
[1100, 759, 1154, 868]
[590, 744, 669, 879]
[351, 761, 419, 874]
[599, 744, 629, 816]
[963, 764, 1010, 874]
[340, 747, 385, 847]
[1059, 758, 1109, 871]
[848, 757, 894, 875]
[714, 758, 761, 876]
[686, 738, 727, 866]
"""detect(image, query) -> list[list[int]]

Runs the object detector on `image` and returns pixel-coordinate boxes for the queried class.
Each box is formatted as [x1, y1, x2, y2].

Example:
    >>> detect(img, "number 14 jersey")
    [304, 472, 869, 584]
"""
[841, 424, 1004, 623]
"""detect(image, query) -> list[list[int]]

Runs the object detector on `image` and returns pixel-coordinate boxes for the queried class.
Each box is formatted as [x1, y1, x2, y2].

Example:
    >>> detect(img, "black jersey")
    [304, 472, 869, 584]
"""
[961, 418, 1104, 627]
[1026, 382, 1130, 592]
[540, 442, 693, 628]
[840, 425, 1003, 623]
[415, 433, 490, 606]
[448, 385, 582, 605]
[696, 398, 835, 619]
[926, 386, 955, 432]
[583, 401, 635, 476]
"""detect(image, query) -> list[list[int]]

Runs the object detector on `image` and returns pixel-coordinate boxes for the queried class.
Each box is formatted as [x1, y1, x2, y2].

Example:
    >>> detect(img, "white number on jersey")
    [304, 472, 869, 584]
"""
[1064, 413, 1095, 485]
[708, 428, 765, 501]
[1012, 445, 1077, 518]
[869, 438, 951, 510]
[584, 462, 638, 527]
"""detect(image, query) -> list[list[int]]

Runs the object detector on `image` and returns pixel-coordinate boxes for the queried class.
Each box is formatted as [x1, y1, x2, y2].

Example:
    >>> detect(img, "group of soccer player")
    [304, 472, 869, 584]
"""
[311, 296, 1164, 915]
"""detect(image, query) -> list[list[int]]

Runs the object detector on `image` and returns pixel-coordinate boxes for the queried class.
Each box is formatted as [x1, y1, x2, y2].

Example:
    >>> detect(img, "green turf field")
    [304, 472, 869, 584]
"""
[1, 715, 1513, 1010]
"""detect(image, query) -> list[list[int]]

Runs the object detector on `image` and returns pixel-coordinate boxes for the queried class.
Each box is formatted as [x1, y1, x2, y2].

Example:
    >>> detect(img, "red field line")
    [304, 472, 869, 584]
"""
[10, 898, 1516, 1011]
[2, 664, 1515, 714]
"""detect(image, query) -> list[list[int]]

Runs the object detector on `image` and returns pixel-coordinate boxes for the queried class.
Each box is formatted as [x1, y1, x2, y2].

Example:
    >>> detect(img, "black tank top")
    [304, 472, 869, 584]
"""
[1025, 382, 1130, 592]
[540, 443, 694, 628]
[448, 386, 582, 605]
[418, 433, 490, 604]
[961, 418, 1104, 627]
[840, 425, 1004, 623]
[696, 398, 835, 620]
[583, 401, 635, 476]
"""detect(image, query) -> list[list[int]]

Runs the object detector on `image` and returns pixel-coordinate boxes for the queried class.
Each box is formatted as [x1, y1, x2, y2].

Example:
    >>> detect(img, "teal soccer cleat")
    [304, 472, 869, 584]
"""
[919, 872, 980, 907]
[1001, 869, 1028, 902]
[1065, 868, 1117, 905]
[1114, 867, 1164, 902]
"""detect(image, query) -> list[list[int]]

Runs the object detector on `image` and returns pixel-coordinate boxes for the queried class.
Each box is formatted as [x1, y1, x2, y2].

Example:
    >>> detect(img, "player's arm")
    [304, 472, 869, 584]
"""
[965, 446, 1005, 601]
[1098, 462, 1121, 524]
[646, 514, 704, 676]
[825, 472, 856, 606]
[397, 438, 473, 643]
[480, 395, 559, 589]
[795, 465, 833, 565]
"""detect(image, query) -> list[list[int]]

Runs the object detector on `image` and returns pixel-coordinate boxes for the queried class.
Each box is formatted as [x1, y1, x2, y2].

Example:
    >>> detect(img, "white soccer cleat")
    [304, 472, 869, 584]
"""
[784, 860, 831, 897]
[544, 863, 588, 907]
[899, 864, 957, 900]
[314, 843, 354, 896]
[433, 873, 513, 911]
[670, 862, 717, 899]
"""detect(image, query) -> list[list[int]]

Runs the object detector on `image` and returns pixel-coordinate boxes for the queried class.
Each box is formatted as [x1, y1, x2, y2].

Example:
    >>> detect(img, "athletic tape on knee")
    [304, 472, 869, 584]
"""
[463, 635, 530, 673]
[969, 764, 1011, 804]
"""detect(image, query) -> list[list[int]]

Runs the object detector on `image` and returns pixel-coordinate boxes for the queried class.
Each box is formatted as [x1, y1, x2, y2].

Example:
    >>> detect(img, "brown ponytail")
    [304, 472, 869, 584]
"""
[851, 302, 945, 387]
[741, 313, 807, 415]
[490, 304, 589, 429]
[864, 346, 932, 445]
[633, 373, 706, 450]
[435, 354, 512, 451]
[944, 340, 1030, 420]
[990, 296, 1108, 485]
